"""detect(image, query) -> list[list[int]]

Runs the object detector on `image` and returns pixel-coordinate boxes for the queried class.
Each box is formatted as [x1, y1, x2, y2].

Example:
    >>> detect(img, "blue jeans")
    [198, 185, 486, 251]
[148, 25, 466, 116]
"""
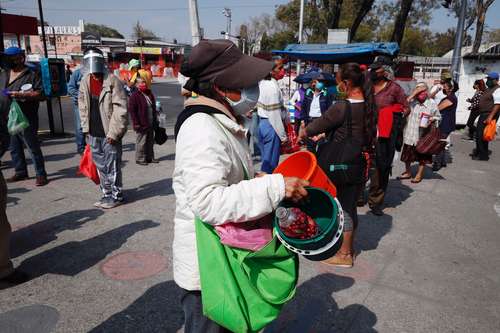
[9, 113, 47, 177]
[258, 118, 281, 174]
[73, 104, 85, 153]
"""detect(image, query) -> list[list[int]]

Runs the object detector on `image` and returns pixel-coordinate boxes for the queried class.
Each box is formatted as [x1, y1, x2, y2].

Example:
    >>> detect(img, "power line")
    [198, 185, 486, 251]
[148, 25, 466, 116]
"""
[3, 4, 279, 13]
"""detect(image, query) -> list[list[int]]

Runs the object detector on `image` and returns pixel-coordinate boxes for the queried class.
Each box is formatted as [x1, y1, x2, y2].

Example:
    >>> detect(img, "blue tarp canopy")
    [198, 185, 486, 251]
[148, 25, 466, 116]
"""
[273, 42, 400, 63]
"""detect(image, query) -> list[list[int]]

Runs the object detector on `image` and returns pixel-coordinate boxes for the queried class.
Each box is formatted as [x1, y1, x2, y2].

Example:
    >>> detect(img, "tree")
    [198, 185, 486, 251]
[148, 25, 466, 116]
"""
[84, 23, 124, 38]
[323, 0, 345, 29]
[432, 28, 457, 56]
[132, 21, 161, 41]
[447, 0, 477, 38]
[390, 0, 413, 45]
[486, 28, 500, 43]
[349, 0, 376, 41]
[473, 0, 495, 53]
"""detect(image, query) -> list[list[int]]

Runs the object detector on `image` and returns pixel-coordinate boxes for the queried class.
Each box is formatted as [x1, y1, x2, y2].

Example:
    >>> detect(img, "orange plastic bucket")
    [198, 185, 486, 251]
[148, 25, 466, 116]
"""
[274, 151, 337, 197]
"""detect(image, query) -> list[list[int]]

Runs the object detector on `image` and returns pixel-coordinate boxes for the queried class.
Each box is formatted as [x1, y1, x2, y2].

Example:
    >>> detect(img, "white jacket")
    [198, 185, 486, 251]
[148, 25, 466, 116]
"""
[172, 96, 286, 291]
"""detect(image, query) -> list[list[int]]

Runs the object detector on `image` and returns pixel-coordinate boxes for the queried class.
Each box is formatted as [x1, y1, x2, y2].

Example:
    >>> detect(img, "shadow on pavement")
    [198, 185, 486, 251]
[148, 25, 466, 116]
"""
[16, 220, 159, 280]
[264, 273, 377, 332]
[158, 153, 175, 162]
[356, 213, 393, 255]
[10, 209, 104, 258]
[44, 152, 78, 163]
[7, 187, 31, 207]
[89, 280, 184, 333]
[124, 178, 173, 203]
[40, 137, 75, 148]
[383, 179, 413, 209]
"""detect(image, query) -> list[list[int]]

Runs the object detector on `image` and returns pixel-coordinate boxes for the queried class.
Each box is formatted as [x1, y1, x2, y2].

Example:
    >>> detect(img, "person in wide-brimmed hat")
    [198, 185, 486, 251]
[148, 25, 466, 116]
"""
[172, 39, 309, 332]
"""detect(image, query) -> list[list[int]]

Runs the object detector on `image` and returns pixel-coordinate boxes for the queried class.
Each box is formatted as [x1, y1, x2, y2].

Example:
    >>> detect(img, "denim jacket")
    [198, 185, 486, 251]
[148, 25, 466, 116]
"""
[67, 68, 82, 106]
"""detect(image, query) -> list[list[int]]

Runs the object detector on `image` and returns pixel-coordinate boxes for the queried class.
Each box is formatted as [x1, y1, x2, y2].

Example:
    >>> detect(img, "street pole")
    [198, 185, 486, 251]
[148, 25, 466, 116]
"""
[188, 0, 201, 46]
[0, 5, 5, 53]
[450, 0, 467, 82]
[223, 8, 232, 40]
[295, 0, 305, 84]
[37, 0, 55, 135]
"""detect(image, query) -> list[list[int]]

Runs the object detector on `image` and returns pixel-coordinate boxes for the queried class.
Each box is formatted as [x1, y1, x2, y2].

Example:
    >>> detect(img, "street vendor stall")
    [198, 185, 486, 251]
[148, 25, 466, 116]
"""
[272, 42, 400, 64]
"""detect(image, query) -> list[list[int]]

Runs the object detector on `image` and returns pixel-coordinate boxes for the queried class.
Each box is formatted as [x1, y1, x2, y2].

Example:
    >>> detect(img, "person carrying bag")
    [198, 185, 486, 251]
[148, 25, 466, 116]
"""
[173, 39, 309, 333]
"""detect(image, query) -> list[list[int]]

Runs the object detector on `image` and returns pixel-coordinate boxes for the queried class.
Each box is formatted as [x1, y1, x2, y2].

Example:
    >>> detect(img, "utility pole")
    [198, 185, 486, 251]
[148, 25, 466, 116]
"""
[0, 4, 5, 53]
[450, 0, 467, 82]
[37, 0, 55, 135]
[296, 0, 305, 82]
[223, 7, 232, 40]
[188, 0, 201, 46]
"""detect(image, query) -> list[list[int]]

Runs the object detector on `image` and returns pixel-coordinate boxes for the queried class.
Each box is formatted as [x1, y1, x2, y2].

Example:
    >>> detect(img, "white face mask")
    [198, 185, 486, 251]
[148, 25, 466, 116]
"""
[225, 85, 260, 115]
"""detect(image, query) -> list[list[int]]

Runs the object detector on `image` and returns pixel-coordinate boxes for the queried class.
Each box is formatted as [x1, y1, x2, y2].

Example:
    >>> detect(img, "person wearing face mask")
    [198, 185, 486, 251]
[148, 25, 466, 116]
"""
[79, 47, 128, 209]
[472, 72, 500, 161]
[433, 80, 457, 171]
[298, 63, 377, 268]
[301, 77, 334, 151]
[289, 81, 308, 135]
[464, 79, 487, 141]
[367, 56, 408, 216]
[173, 39, 309, 332]
[0, 47, 48, 186]
[128, 75, 159, 165]
[302, 78, 333, 122]
[399, 83, 440, 183]
[256, 59, 288, 173]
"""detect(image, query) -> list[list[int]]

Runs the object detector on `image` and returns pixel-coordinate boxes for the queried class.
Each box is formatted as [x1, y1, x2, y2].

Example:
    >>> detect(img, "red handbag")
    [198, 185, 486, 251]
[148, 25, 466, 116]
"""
[416, 125, 447, 155]
[77, 145, 100, 185]
[281, 123, 300, 154]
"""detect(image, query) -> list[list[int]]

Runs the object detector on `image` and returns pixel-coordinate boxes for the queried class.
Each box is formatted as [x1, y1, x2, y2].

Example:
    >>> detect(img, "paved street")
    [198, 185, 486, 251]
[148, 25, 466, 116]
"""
[1, 82, 500, 332]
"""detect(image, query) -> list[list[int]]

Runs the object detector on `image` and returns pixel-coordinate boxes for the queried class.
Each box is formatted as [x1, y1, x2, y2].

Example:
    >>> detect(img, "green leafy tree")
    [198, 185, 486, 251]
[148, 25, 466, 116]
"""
[84, 23, 124, 38]
[432, 28, 457, 56]
[473, 0, 495, 53]
[132, 21, 161, 41]
[486, 28, 500, 43]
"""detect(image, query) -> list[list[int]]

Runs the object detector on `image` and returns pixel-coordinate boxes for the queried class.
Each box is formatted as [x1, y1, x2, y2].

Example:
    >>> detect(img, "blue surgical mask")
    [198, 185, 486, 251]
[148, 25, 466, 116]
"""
[316, 82, 325, 90]
[225, 85, 260, 115]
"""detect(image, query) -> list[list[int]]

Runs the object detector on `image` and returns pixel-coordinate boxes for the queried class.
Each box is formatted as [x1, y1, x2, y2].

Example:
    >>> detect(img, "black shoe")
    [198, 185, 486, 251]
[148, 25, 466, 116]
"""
[471, 155, 489, 161]
[0, 270, 30, 289]
[136, 161, 148, 166]
[370, 206, 384, 216]
[147, 159, 160, 164]
[432, 163, 441, 172]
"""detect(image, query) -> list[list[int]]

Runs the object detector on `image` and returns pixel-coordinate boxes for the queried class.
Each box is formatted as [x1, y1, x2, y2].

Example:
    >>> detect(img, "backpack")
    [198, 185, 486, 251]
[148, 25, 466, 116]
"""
[316, 100, 365, 185]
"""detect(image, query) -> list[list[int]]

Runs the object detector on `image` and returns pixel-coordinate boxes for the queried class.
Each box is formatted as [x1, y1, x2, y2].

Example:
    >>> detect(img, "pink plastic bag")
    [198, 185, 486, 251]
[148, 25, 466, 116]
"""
[214, 215, 274, 252]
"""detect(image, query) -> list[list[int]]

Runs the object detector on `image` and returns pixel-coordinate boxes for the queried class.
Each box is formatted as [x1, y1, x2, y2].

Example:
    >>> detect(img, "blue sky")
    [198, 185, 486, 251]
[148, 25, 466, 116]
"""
[3, 0, 500, 43]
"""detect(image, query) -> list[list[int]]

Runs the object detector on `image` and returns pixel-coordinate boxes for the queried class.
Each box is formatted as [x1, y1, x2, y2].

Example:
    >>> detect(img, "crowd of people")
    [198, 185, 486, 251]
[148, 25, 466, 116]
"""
[0, 46, 162, 285]
[0, 38, 499, 332]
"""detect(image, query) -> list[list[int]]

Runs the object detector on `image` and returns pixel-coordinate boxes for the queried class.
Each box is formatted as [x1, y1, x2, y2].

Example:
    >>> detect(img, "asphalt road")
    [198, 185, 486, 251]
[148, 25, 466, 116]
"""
[1, 82, 500, 332]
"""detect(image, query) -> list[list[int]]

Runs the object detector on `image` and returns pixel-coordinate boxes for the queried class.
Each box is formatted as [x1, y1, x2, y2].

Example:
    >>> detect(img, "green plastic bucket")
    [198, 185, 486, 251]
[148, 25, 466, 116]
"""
[274, 187, 344, 261]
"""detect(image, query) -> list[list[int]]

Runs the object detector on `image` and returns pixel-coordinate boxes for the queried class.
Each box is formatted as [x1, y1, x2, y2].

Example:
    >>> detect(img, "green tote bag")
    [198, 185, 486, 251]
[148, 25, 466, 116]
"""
[195, 217, 298, 333]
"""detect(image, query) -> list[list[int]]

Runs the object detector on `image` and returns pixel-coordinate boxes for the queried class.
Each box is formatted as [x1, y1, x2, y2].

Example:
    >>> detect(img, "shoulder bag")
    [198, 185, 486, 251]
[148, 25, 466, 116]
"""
[316, 100, 365, 185]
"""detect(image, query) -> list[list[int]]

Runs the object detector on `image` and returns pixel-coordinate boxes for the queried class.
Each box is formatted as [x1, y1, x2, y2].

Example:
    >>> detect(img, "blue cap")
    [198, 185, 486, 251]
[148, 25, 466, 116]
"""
[487, 72, 499, 80]
[4, 46, 24, 56]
